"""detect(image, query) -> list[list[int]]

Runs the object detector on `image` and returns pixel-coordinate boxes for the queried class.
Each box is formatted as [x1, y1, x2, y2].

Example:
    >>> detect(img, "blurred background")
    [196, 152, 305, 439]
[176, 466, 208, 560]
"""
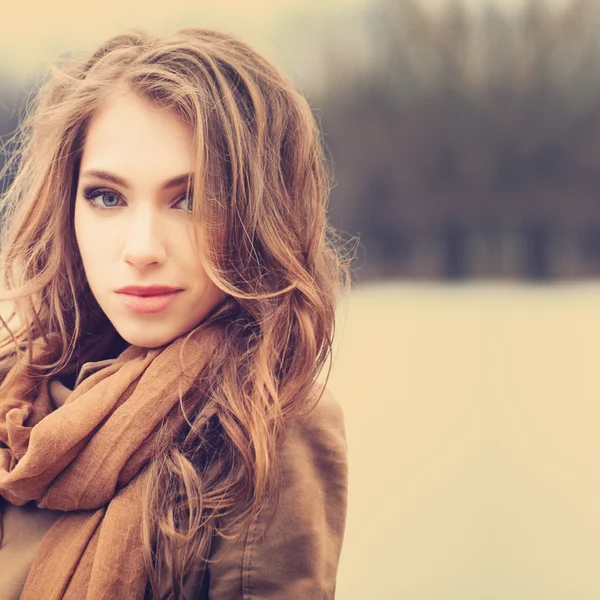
[3, 0, 600, 598]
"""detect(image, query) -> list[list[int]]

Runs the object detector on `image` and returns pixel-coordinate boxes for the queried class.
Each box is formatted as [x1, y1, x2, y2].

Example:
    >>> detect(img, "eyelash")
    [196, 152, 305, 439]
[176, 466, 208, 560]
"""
[81, 186, 193, 212]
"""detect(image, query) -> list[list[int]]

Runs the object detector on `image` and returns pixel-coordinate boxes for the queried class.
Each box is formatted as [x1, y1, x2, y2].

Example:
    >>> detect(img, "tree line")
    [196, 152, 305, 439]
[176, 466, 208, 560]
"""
[317, 0, 600, 279]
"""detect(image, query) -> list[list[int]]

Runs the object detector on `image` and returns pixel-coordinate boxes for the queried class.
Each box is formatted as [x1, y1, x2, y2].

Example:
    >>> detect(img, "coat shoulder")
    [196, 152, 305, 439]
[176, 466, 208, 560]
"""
[281, 384, 348, 477]
[299, 384, 346, 431]
[206, 384, 349, 600]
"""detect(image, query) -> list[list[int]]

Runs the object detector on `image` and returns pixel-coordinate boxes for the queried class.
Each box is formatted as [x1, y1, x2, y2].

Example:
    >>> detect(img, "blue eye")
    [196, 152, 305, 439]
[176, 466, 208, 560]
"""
[82, 187, 123, 209]
[98, 192, 121, 207]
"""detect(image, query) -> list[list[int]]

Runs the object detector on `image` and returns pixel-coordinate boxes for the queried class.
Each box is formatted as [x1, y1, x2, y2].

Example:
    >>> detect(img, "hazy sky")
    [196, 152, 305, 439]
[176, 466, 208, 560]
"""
[0, 0, 573, 80]
[428, 0, 571, 13]
[0, 0, 364, 79]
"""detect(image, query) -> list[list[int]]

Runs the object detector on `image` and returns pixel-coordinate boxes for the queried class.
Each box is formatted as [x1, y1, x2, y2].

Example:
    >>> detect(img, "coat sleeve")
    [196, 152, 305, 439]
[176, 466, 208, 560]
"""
[205, 387, 349, 600]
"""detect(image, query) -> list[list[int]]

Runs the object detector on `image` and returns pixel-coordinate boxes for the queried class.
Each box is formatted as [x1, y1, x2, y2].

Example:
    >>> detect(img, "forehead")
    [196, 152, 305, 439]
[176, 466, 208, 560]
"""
[80, 90, 195, 182]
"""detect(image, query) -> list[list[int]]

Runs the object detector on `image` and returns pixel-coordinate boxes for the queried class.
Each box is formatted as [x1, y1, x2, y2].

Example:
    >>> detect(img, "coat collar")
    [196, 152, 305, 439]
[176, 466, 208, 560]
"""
[49, 357, 117, 408]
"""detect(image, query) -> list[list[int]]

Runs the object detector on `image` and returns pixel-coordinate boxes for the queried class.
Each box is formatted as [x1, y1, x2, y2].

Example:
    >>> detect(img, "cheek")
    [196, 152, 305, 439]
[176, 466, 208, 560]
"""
[181, 239, 221, 300]
[74, 208, 93, 262]
[73, 203, 88, 263]
[74, 203, 108, 276]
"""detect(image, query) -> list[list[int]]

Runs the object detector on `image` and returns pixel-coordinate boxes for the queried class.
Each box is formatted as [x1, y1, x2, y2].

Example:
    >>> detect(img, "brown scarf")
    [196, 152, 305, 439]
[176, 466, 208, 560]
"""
[0, 324, 224, 599]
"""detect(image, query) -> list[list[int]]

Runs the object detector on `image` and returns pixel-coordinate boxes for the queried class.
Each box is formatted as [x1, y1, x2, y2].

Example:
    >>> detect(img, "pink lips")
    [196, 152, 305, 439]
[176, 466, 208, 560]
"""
[115, 285, 182, 314]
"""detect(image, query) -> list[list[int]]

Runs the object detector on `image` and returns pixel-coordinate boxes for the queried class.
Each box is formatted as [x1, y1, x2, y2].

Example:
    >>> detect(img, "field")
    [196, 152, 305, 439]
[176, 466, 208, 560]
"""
[327, 282, 600, 599]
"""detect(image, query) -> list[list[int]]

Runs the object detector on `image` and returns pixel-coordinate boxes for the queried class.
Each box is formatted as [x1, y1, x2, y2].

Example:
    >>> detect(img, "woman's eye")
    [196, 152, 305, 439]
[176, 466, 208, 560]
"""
[174, 194, 193, 211]
[97, 192, 121, 208]
[82, 187, 123, 209]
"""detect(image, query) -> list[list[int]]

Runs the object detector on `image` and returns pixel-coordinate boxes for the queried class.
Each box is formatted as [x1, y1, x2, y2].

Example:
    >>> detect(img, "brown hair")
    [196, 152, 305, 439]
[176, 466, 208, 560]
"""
[0, 27, 352, 598]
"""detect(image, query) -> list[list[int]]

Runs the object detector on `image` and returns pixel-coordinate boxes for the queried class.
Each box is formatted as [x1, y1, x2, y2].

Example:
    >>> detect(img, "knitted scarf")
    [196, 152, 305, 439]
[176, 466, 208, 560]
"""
[0, 324, 224, 599]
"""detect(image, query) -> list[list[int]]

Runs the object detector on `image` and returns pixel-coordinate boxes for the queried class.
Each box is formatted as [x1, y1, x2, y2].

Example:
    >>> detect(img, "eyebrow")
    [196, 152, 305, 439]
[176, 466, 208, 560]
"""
[79, 169, 194, 190]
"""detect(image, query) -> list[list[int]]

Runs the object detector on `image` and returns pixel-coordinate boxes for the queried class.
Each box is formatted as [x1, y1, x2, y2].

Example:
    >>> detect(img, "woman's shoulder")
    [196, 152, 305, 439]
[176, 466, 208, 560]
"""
[204, 384, 348, 600]
[286, 384, 347, 447]
[279, 384, 348, 485]
[301, 383, 345, 424]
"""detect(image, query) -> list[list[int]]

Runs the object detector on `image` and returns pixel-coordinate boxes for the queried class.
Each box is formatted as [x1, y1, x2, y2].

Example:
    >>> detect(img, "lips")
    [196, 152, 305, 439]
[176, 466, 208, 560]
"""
[116, 287, 182, 314]
[115, 285, 182, 296]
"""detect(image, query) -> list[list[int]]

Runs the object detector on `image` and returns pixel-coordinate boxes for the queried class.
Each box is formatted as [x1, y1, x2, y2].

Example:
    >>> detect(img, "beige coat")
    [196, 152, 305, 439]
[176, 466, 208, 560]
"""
[0, 357, 348, 599]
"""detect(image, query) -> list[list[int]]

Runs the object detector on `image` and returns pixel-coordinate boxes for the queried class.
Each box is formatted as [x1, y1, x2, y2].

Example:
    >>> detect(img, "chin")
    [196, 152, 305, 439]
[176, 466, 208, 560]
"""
[113, 323, 181, 349]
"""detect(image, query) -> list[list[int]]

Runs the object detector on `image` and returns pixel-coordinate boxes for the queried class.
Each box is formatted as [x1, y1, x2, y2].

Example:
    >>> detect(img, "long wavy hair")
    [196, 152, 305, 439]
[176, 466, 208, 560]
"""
[0, 27, 352, 598]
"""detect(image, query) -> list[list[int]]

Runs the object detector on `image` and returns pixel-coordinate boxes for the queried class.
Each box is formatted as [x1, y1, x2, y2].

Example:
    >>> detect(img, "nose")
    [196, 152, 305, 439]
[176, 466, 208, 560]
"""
[121, 207, 167, 269]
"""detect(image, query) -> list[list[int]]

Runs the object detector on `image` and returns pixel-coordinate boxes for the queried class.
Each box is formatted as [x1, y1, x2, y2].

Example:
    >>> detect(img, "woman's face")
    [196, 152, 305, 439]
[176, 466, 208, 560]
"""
[74, 90, 224, 348]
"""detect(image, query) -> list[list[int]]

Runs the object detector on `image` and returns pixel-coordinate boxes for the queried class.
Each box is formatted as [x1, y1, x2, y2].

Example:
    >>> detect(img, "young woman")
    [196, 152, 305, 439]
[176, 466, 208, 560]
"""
[0, 27, 350, 599]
